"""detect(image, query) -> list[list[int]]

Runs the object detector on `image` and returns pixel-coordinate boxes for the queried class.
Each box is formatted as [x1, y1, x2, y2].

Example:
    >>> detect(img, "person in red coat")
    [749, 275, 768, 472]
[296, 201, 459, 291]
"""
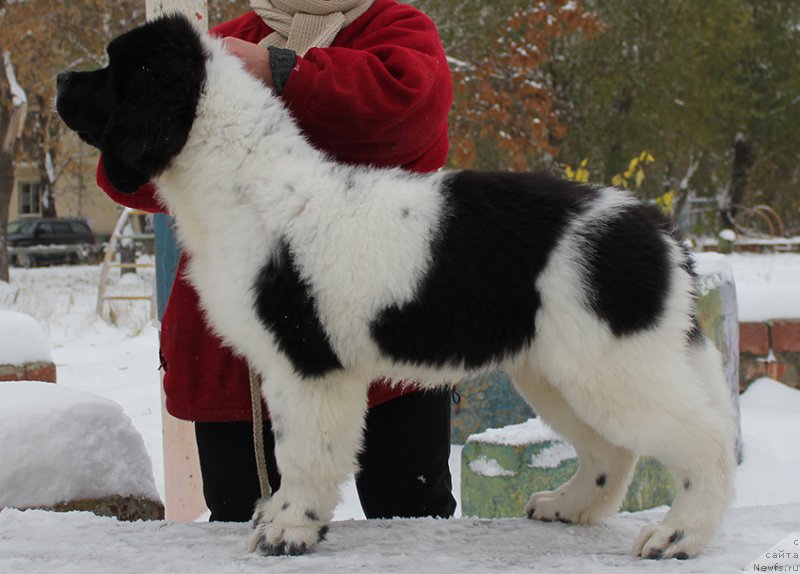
[97, 0, 456, 521]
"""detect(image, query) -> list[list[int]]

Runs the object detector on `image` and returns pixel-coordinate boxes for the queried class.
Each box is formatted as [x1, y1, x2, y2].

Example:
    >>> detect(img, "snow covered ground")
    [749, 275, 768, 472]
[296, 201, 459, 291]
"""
[1, 253, 800, 572]
[2, 504, 798, 573]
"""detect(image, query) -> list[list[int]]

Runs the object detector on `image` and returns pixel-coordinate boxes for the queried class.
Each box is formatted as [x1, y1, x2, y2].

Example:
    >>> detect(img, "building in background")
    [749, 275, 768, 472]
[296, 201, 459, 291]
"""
[10, 134, 119, 241]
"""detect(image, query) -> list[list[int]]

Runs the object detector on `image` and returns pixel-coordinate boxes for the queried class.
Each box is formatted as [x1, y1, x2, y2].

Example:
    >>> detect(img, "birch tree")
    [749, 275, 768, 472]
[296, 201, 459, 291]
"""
[0, 50, 27, 281]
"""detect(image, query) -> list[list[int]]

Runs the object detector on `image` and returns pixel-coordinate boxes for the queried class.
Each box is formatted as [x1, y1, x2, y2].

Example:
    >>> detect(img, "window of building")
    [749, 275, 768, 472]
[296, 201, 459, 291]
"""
[18, 181, 42, 216]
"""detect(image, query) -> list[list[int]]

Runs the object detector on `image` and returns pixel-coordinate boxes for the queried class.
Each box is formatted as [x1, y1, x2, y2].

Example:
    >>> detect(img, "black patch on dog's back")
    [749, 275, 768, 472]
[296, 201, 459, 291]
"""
[582, 203, 672, 336]
[371, 171, 596, 369]
[253, 241, 343, 378]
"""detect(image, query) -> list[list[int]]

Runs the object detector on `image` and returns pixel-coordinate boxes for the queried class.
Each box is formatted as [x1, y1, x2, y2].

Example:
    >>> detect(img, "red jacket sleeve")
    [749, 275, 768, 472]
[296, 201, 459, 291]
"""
[280, 2, 452, 171]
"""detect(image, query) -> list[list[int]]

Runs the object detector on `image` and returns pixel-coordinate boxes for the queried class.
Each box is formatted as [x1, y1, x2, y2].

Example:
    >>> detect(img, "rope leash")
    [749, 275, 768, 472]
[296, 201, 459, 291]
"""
[249, 364, 272, 499]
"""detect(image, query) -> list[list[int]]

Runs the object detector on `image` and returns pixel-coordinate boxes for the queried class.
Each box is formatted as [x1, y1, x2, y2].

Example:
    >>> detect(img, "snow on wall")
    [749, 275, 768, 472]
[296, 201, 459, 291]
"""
[467, 456, 516, 477]
[0, 310, 52, 365]
[693, 252, 736, 297]
[466, 418, 577, 470]
[0, 382, 160, 509]
[529, 442, 577, 469]
[720, 253, 800, 322]
[467, 417, 559, 446]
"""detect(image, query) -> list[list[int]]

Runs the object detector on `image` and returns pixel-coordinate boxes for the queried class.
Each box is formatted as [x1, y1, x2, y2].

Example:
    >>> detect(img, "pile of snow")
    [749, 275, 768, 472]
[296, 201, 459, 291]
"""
[0, 381, 159, 509]
[740, 376, 800, 411]
[1, 265, 163, 496]
[734, 377, 800, 508]
[0, 310, 51, 364]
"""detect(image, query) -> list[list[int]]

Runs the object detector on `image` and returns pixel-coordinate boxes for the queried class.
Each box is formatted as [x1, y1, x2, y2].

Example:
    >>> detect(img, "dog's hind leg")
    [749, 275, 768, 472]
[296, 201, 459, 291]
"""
[545, 337, 736, 559]
[629, 337, 737, 560]
[510, 366, 637, 525]
[248, 364, 370, 556]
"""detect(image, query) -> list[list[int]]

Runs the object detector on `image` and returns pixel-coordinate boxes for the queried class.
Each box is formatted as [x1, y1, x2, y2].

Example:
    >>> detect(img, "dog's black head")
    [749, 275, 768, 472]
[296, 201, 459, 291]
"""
[56, 14, 207, 193]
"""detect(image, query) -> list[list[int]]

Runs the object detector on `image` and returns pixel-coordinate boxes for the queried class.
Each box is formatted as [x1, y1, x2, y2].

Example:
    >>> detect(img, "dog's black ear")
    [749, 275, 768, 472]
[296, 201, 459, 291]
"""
[101, 150, 151, 194]
[101, 14, 207, 193]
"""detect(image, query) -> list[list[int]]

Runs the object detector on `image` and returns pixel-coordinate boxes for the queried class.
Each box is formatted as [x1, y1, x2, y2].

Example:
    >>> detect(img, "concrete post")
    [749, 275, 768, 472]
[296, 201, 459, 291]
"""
[146, 0, 209, 523]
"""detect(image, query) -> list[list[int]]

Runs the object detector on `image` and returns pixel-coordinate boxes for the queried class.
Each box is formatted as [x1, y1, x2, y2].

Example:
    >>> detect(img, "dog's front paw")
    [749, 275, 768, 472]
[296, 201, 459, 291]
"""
[526, 491, 572, 524]
[525, 489, 556, 516]
[525, 487, 603, 525]
[633, 523, 709, 560]
[248, 494, 329, 556]
[250, 495, 277, 528]
[525, 490, 569, 522]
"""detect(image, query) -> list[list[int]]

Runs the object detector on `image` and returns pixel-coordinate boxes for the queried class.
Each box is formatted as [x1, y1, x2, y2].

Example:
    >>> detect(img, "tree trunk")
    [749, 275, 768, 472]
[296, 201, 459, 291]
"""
[671, 186, 690, 227]
[40, 177, 57, 218]
[37, 97, 57, 218]
[1, 105, 17, 283]
[671, 158, 700, 228]
[0, 145, 12, 283]
[719, 134, 755, 230]
[1, 51, 27, 282]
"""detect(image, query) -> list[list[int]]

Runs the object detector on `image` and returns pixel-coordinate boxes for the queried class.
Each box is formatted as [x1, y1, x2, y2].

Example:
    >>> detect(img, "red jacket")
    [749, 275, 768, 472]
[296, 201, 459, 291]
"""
[97, 0, 453, 421]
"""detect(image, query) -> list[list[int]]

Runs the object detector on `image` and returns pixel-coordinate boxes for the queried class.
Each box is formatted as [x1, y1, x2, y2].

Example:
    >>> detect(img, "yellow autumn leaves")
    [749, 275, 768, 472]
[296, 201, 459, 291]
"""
[563, 151, 673, 214]
[610, 151, 655, 189]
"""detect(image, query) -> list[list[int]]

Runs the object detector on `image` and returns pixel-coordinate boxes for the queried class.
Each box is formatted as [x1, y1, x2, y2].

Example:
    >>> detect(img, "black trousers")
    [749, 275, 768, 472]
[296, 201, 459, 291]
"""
[194, 389, 456, 522]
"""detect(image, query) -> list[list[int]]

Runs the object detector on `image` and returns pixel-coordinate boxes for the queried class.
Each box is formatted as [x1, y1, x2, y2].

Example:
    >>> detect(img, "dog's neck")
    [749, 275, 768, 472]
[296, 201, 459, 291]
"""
[190, 35, 326, 178]
[153, 34, 336, 240]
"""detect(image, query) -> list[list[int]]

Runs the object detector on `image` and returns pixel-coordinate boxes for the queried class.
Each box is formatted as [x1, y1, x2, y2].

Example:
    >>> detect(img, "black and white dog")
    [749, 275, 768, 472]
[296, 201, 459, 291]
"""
[56, 14, 736, 560]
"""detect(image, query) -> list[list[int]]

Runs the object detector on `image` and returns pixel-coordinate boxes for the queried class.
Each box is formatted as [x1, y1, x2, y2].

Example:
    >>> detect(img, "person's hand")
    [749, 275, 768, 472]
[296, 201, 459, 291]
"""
[222, 37, 273, 87]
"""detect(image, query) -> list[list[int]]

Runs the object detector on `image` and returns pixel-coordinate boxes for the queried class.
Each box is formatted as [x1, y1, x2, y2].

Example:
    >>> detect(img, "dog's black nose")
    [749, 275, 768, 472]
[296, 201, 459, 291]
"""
[56, 71, 73, 90]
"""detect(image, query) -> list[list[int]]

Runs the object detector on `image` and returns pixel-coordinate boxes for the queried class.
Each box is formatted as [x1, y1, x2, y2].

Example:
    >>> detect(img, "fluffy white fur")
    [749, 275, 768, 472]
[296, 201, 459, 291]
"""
[146, 29, 736, 559]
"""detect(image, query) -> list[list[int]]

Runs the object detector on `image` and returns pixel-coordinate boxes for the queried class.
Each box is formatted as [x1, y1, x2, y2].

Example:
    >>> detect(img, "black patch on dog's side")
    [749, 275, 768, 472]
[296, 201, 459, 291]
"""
[59, 14, 207, 193]
[371, 171, 596, 369]
[253, 241, 343, 378]
[583, 204, 672, 336]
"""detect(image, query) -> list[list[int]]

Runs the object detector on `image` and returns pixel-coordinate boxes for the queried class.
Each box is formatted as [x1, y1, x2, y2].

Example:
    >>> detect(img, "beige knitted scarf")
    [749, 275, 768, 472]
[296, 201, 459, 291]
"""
[251, 0, 375, 56]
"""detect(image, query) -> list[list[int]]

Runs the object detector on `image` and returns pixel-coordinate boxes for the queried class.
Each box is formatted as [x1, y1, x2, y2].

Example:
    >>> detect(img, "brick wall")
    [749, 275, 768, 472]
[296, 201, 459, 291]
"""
[740, 320, 800, 391]
[0, 361, 57, 383]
